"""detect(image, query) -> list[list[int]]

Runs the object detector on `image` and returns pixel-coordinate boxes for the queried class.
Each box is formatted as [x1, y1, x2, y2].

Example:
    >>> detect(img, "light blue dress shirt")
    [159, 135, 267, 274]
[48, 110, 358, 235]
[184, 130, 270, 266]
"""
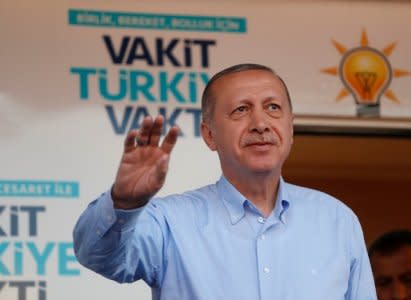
[73, 176, 377, 300]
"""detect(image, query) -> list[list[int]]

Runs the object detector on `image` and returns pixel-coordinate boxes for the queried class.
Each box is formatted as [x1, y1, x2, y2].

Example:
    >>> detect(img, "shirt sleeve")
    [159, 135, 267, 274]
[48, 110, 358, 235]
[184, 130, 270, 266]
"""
[345, 215, 377, 300]
[72, 190, 166, 287]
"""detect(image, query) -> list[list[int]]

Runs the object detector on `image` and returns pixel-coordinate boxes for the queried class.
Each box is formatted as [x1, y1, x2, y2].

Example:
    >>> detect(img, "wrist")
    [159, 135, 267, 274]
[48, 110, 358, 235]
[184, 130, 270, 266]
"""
[110, 184, 148, 210]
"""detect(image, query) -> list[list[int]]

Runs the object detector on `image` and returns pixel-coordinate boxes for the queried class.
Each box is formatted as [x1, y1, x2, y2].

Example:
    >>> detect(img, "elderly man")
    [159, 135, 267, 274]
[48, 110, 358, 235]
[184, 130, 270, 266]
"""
[73, 63, 377, 299]
[369, 230, 411, 300]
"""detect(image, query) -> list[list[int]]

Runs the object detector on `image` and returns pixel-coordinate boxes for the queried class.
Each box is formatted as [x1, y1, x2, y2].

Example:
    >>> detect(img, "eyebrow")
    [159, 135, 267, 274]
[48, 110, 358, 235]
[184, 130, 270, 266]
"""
[237, 96, 283, 103]
[399, 271, 411, 277]
[263, 96, 283, 102]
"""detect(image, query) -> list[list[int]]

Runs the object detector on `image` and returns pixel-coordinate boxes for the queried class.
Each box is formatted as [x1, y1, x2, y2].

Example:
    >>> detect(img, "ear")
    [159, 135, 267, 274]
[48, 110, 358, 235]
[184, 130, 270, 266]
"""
[201, 121, 217, 151]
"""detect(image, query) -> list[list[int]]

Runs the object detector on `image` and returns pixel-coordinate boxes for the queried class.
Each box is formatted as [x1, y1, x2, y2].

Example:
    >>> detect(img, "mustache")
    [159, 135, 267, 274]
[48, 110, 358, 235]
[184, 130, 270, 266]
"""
[241, 133, 278, 146]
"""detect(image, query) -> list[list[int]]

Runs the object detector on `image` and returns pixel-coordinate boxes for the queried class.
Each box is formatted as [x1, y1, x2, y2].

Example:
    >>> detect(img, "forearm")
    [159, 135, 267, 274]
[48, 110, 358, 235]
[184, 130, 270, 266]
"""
[73, 191, 142, 282]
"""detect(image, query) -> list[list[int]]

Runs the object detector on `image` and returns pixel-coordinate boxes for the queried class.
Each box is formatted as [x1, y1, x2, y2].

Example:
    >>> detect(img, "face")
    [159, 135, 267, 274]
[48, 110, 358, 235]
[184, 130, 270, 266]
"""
[371, 246, 411, 300]
[201, 69, 293, 179]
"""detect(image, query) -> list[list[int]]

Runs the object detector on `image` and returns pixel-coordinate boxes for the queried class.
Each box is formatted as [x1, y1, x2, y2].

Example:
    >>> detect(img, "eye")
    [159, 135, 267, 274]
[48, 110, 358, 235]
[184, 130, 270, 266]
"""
[267, 103, 280, 111]
[400, 272, 411, 285]
[232, 105, 249, 114]
[375, 277, 392, 287]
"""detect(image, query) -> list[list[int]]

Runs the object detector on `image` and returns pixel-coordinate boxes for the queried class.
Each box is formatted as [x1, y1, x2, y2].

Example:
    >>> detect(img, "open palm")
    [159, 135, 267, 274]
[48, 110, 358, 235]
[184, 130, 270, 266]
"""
[112, 116, 179, 209]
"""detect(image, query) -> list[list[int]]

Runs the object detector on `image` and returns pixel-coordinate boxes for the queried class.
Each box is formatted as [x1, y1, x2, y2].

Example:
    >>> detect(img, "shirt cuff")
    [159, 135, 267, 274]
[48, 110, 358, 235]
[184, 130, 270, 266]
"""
[98, 190, 145, 232]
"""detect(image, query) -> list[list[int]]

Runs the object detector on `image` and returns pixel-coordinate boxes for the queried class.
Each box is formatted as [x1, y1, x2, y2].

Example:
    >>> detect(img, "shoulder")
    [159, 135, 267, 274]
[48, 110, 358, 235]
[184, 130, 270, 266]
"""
[283, 181, 358, 221]
[154, 183, 217, 206]
[144, 183, 218, 222]
[283, 181, 366, 257]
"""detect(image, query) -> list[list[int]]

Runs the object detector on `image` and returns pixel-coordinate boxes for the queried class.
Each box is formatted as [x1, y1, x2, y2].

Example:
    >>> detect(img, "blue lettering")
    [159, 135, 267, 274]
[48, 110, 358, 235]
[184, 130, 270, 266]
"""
[20, 206, 45, 236]
[58, 243, 80, 276]
[105, 105, 134, 134]
[9, 281, 34, 300]
[14, 242, 23, 275]
[0, 207, 4, 236]
[0, 241, 79, 276]
[105, 105, 202, 137]
[101, 35, 216, 67]
[130, 106, 150, 130]
[184, 40, 192, 67]
[193, 39, 216, 68]
[103, 35, 130, 64]
[188, 72, 210, 103]
[156, 38, 179, 66]
[0, 281, 47, 300]
[159, 71, 185, 102]
[129, 70, 155, 101]
[70, 67, 97, 99]
[98, 69, 127, 101]
[27, 242, 55, 275]
[11, 206, 18, 236]
[159, 107, 183, 136]
[186, 108, 202, 137]
[71, 68, 209, 103]
[127, 37, 154, 65]
[0, 242, 10, 275]
[39, 281, 46, 300]
[0, 206, 45, 237]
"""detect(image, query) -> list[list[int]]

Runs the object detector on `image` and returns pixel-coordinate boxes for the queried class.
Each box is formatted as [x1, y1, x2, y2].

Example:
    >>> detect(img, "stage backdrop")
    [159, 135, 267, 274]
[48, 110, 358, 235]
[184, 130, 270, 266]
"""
[1, 0, 410, 299]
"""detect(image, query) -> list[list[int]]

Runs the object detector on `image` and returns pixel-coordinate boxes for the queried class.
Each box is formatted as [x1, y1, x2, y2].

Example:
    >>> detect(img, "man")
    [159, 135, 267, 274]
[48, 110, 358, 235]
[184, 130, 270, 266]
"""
[369, 230, 411, 300]
[73, 63, 376, 299]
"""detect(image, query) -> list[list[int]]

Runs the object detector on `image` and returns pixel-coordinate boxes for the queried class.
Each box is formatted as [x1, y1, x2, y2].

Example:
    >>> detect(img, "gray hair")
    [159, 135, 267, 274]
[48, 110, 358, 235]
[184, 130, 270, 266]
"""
[201, 63, 292, 123]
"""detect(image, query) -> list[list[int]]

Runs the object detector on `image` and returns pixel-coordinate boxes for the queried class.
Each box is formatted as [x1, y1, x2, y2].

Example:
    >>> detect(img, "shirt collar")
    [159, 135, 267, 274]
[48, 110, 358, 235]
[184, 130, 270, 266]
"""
[217, 176, 247, 224]
[275, 177, 290, 224]
[217, 175, 291, 225]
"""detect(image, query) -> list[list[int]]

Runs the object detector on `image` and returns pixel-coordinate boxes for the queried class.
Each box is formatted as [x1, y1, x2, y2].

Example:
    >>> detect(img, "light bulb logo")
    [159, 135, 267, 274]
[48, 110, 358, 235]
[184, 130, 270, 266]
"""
[340, 47, 391, 116]
[322, 30, 410, 117]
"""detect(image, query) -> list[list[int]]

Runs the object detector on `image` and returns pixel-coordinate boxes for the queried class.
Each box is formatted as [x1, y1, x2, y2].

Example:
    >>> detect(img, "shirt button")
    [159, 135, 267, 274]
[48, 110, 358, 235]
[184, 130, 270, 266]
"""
[257, 217, 265, 224]
[107, 215, 112, 221]
[263, 267, 270, 273]
[96, 230, 101, 236]
[260, 234, 266, 240]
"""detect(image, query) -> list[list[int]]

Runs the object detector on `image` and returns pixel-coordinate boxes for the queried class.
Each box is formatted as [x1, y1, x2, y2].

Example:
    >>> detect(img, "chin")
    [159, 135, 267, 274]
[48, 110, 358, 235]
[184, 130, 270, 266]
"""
[247, 163, 279, 174]
[244, 156, 283, 173]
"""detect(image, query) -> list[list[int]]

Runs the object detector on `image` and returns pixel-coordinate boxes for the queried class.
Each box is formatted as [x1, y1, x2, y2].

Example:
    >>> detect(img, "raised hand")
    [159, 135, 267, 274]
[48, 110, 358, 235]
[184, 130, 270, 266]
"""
[111, 115, 179, 209]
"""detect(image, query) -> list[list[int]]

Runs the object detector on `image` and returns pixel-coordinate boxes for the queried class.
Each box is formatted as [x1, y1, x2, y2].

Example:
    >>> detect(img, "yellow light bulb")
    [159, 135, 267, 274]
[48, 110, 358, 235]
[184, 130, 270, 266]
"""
[340, 47, 392, 116]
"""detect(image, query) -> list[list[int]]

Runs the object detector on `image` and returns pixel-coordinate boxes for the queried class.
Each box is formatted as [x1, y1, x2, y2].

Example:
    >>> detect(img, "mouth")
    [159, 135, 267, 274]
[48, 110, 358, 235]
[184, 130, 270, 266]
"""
[245, 142, 274, 149]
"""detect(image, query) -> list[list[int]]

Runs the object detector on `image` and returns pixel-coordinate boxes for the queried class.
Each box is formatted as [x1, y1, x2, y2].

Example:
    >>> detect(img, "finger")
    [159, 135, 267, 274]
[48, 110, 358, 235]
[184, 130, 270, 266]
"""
[160, 126, 179, 154]
[148, 115, 164, 147]
[138, 116, 154, 146]
[124, 130, 139, 152]
[154, 154, 170, 187]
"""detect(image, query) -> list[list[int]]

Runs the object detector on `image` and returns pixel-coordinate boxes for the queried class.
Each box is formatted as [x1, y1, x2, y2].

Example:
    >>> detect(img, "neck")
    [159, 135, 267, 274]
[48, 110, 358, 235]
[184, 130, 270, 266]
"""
[224, 169, 281, 217]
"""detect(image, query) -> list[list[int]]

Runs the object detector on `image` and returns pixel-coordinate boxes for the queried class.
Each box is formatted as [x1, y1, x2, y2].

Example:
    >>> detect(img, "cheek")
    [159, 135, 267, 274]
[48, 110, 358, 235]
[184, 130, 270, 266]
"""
[376, 287, 390, 299]
[284, 120, 294, 140]
[217, 127, 244, 152]
[274, 122, 293, 143]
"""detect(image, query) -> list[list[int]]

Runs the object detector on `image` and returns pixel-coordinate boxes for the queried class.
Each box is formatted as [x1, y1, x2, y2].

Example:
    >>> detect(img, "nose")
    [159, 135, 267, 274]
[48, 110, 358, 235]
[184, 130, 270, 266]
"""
[249, 108, 270, 134]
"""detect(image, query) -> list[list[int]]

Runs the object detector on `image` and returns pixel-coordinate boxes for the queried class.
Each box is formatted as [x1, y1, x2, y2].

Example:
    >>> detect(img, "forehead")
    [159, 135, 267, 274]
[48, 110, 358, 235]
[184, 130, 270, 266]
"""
[210, 69, 288, 103]
[371, 246, 411, 276]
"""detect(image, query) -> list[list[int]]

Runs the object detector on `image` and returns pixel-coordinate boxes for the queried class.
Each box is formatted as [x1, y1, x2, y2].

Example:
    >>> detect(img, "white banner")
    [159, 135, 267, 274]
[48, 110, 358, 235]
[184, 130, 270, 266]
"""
[1, 1, 410, 299]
